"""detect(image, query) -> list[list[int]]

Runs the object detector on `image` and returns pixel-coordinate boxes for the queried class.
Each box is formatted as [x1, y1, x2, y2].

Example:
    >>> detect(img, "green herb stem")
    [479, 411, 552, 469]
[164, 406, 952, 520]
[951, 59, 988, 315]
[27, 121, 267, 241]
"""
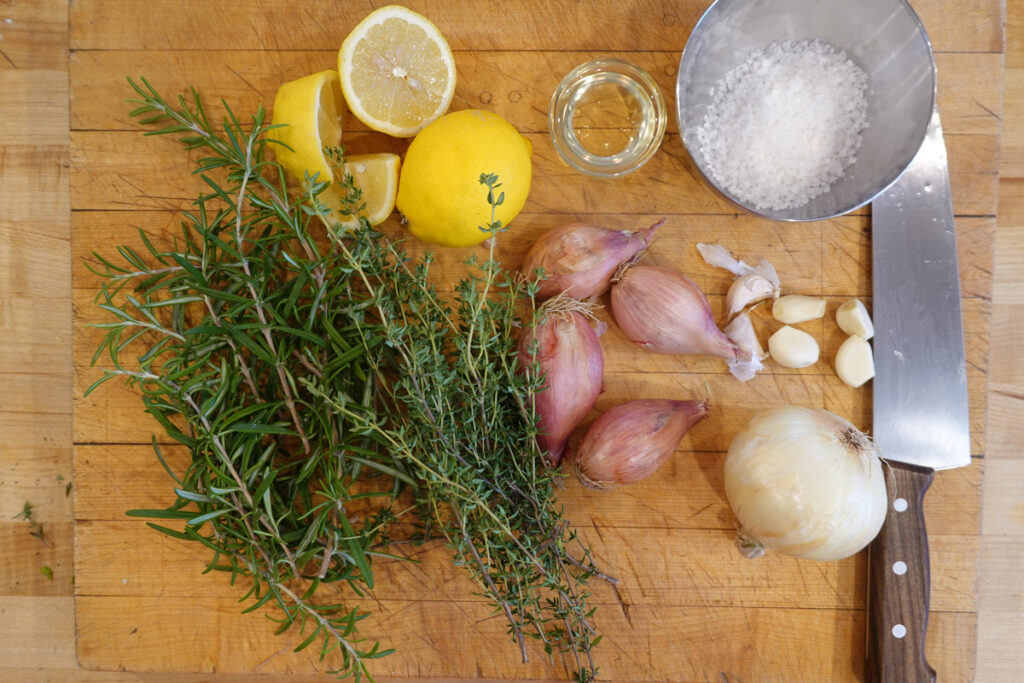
[89, 77, 607, 681]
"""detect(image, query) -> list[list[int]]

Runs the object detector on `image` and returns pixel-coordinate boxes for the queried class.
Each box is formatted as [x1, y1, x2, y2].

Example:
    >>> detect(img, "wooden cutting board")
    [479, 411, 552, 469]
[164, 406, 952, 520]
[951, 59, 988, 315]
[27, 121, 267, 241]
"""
[70, 1, 1000, 680]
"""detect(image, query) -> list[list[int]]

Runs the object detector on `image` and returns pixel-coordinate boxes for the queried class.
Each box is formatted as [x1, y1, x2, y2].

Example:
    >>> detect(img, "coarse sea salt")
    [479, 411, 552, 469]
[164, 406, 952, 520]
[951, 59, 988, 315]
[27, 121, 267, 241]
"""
[694, 39, 869, 212]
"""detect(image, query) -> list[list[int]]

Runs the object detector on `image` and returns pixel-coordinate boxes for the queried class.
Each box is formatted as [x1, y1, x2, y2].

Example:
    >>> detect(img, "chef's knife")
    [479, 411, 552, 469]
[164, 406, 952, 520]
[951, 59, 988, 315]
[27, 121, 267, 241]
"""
[866, 109, 971, 683]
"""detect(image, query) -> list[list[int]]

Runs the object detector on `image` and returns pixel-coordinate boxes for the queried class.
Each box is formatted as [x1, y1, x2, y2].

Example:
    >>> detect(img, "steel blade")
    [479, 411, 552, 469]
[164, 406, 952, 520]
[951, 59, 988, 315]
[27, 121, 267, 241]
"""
[871, 109, 970, 470]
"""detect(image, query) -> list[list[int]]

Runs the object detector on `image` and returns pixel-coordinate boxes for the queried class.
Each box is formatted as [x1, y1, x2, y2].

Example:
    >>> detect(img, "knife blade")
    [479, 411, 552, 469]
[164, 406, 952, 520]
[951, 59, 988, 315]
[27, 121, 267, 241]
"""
[866, 109, 971, 683]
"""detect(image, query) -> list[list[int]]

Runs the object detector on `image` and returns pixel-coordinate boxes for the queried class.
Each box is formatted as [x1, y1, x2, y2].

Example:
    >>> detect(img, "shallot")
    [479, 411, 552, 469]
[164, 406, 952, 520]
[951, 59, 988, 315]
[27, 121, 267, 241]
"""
[575, 398, 709, 488]
[610, 264, 738, 360]
[517, 301, 604, 466]
[724, 405, 887, 561]
[522, 219, 663, 300]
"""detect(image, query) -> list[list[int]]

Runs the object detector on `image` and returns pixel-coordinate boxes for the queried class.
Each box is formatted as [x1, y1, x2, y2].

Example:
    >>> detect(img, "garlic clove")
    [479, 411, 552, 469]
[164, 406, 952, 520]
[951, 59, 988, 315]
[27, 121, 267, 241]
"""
[836, 298, 874, 340]
[726, 272, 779, 317]
[772, 295, 826, 324]
[835, 335, 875, 388]
[723, 312, 767, 382]
[768, 325, 819, 368]
[697, 243, 781, 318]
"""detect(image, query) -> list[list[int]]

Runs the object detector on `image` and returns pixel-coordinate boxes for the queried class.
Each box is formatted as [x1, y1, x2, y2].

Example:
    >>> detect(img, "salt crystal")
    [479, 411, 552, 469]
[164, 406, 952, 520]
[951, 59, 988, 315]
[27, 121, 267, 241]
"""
[694, 39, 869, 212]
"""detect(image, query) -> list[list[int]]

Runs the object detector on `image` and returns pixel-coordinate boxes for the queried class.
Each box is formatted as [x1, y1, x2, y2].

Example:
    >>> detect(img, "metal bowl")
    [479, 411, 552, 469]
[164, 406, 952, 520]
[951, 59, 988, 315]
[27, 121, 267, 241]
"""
[676, 0, 936, 222]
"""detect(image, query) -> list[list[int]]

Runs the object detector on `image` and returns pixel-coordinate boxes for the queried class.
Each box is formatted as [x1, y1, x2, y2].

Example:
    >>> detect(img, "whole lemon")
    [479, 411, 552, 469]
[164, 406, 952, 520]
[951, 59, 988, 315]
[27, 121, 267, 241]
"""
[396, 110, 532, 248]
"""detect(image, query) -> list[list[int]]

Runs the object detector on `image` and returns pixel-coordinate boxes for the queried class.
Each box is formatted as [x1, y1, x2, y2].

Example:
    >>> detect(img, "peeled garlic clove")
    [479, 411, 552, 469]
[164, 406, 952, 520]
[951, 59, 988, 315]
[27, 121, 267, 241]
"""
[835, 335, 875, 388]
[723, 312, 767, 382]
[768, 325, 819, 368]
[726, 272, 779, 317]
[772, 295, 826, 324]
[836, 299, 874, 340]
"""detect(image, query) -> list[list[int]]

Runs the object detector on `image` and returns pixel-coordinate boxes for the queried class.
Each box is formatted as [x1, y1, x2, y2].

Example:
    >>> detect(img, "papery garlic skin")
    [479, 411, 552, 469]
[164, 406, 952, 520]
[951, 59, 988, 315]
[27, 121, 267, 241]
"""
[723, 312, 767, 382]
[523, 220, 662, 300]
[611, 265, 738, 360]
[518, 308, 604, 466]
[724, 405, 887, 562]
[575, 398, 709, 488]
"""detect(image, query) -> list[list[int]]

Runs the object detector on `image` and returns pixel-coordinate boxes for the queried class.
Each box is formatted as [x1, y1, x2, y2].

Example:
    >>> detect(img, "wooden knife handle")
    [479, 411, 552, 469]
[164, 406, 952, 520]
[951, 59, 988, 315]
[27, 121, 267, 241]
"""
[866, 463, 936, 683]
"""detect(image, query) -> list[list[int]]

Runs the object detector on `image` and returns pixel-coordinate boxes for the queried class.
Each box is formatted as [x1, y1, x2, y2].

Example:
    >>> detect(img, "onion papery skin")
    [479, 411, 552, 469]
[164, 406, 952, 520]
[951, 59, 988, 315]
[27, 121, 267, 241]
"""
[518, 309, 604, 466]
[724, 405, 887, 562]
[523, 220, 662, 301]
[575, 398, 709, 488]
[611, 264, 738, 360]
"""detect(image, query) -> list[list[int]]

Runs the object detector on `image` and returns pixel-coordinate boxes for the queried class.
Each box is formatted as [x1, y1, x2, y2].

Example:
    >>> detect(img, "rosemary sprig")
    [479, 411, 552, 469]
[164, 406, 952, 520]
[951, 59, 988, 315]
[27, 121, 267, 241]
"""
[88, 77, 606, 681]
[88, 78, 407, 680]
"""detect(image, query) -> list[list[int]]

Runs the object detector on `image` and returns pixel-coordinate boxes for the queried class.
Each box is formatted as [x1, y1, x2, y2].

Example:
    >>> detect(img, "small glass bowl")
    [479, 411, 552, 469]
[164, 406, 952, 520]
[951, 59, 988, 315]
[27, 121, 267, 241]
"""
[549, 58, 667, 178]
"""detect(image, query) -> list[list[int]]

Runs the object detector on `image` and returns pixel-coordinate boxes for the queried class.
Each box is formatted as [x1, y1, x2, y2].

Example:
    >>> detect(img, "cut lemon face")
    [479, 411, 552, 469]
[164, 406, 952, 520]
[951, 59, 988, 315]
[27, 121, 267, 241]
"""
[336, 153, 401, 227]
[270, 70, 344, 187]
[338, 5, 456, 137]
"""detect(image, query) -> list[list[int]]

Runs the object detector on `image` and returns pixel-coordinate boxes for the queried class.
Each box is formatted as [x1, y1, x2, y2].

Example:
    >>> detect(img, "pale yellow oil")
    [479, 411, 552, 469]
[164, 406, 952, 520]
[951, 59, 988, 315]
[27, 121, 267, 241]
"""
[565, 72, 654, 160]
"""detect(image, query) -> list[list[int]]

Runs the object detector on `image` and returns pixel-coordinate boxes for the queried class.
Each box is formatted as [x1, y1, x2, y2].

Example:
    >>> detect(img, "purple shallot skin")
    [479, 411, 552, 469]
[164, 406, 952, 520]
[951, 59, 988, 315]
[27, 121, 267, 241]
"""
[517, 309, 604, 466]
[575, 398, 710, 488]
[523, 219, 663, 301]
[611, 264, 738, 360]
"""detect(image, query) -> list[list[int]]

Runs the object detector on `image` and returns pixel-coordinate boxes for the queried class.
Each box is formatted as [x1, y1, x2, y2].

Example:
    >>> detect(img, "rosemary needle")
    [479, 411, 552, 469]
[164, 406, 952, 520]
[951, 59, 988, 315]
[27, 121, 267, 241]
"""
[87, 77, 606, 681]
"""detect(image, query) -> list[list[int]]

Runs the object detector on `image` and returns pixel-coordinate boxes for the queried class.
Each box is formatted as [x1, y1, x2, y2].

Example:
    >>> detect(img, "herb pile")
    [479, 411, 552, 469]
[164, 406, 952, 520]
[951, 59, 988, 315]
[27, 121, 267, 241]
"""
[86, 79, 605, 681]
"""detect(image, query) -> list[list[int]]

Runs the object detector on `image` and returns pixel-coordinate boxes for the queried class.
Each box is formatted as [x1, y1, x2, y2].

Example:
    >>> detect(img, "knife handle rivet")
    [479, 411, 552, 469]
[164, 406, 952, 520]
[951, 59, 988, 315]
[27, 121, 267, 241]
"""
[892, 561, 908, 575]
[893, 497, 908, 512]
[892, 624, 907, 639]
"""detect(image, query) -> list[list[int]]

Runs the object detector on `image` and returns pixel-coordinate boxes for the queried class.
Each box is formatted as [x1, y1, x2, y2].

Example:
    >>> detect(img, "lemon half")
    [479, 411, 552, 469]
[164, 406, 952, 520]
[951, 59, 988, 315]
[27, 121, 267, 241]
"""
[271, 70, 344, 187]
[338, 5, 456, 137]
[272, 72, 399, 227]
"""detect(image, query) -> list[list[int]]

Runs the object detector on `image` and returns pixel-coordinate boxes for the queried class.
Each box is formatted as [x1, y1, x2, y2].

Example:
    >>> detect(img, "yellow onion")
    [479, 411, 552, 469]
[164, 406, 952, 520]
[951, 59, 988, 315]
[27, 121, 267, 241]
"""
[575, 398, 709, 489]
[610, 264, 738, 360]
[523, 219, 663, 300]
[518, 305, 604, 466]
[724, 405, 887, 562]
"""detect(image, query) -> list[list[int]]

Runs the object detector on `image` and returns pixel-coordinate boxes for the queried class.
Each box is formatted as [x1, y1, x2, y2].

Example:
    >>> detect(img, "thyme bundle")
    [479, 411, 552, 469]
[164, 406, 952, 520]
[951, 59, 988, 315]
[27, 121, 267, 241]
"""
[86, 78, 605, 681]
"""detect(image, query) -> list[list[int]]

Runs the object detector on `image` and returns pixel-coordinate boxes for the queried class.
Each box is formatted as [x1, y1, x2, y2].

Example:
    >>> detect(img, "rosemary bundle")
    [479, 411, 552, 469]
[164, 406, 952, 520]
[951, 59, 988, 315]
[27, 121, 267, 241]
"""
[86, 78, 605, 681]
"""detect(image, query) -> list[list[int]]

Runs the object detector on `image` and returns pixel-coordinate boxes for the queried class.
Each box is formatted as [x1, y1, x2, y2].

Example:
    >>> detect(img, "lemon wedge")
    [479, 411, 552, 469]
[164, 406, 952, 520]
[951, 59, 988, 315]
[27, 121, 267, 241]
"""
[337, 153, 401, 227]
[338, 5, 456, 137]
[271, 70, 344, 187]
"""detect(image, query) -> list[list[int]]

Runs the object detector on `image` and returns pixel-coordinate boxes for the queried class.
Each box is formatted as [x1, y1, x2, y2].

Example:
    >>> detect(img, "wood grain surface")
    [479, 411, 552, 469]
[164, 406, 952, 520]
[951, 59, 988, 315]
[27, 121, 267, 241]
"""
[1, 0, 1019, 681]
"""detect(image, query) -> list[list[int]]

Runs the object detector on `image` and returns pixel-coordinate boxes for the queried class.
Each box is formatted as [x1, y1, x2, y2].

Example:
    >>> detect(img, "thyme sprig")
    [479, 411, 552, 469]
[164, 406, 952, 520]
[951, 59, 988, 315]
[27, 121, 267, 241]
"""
[87, 77, 606, 681]
[313, 173, 607, 679]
